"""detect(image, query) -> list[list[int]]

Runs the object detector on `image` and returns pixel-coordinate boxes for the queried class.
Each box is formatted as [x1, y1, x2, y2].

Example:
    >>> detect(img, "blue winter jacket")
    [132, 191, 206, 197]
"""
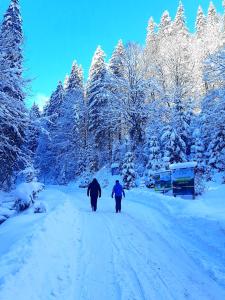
[112, 183, 125, 198]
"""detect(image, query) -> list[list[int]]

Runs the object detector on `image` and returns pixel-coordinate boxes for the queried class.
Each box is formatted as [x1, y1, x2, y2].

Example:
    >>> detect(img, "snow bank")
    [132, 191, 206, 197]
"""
[0, 191, 16, 225]
[0, 181, 45, 226]
[13, 182, 44, 212]
[34, 201, 47, 214]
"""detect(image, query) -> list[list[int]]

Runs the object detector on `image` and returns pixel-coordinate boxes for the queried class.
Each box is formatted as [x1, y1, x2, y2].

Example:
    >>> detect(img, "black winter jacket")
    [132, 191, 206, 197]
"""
[87, 180, 101, 199]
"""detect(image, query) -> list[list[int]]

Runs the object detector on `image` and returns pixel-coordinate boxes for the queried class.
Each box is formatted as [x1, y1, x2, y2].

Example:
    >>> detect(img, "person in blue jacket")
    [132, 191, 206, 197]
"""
[111, 180, 125, 213]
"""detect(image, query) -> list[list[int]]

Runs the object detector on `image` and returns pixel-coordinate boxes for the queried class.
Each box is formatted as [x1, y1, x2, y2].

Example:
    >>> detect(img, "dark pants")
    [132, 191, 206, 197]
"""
[91, 197, 97, 211]
[115, 196, 122, 213]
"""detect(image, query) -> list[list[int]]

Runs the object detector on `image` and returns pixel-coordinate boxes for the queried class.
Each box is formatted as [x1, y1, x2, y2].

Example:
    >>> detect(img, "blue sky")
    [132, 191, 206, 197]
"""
[0, 0, 224, 108]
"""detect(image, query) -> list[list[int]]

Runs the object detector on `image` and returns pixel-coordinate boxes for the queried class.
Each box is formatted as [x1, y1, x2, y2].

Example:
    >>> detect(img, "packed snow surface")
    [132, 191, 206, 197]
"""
[0, 171, 225, 300]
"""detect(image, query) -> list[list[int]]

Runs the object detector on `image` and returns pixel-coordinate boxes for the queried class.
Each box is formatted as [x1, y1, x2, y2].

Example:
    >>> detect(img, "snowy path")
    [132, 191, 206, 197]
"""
[0, 185, 225, 300]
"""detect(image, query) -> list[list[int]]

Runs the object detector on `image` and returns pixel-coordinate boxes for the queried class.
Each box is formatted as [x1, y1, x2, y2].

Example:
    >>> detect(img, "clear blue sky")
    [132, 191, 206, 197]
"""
[0, 0, 224, 108]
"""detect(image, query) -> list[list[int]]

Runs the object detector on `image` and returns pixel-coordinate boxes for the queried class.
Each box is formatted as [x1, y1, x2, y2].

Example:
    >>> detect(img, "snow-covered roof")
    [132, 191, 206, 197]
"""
[111, 163, 120, 168]
[169, 162, 197, 170]
[154, 169, 171, 174]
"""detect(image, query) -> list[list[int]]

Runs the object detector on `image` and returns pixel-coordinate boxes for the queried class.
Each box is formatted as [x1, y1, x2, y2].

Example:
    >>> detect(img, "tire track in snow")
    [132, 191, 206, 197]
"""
[121, 202, 225, 300]
[104, 214, 175, 300]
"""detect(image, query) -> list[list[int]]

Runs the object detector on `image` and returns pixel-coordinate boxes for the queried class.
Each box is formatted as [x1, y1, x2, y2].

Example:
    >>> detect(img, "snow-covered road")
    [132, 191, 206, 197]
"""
[1, 184, 225, 300]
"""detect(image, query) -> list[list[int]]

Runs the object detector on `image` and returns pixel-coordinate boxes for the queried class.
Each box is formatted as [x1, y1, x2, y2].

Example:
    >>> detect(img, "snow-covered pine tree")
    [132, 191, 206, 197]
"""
[17, 103, 41, 187]
[115, 43, 150, 149]
[193, 6, 209, 96]
[145, 135, 161, 187]
[202, 43, 225, 178]
[195, 6, 206, 39]
[44, 81, 64, 118]
[191, 129, 205, 172]
[86, 46, 111, 170]
[51, 61, 85, 184]
[161, 125, 187, 168]
[35, 82, 65, 183]
[122, 152, 136, 189]
[207, 1, 219, 26]
[173, 94, 190, 156]
[0, 0, 28, 190]
[109, 39, 125, 78]
[108, 40, 126, 149]
[172, 1, 188, 37]
[146, 17, 158, 54]
[207, 120, 225, 172]
[158, 11, 172, 38]
[26, 103, 41, 157]
[63, 74, 69, 89]
[191, 128, 206, 194]
[145, 17, 159, 80]
[205, 1, 221, 54]
[30, 102, 41, 119]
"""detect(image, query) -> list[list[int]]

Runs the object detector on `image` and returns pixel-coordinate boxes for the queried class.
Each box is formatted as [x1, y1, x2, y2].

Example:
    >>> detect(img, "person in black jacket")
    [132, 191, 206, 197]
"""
[87, 178, 101, 212]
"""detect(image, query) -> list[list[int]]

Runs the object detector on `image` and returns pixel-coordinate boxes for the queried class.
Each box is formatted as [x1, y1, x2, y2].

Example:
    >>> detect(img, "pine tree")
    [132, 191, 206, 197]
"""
[205, 1, 220, 53]
[30, 102, 41, 119]
[108, 40, 125, 145]
[207, 1, 219, 25]
[145, 17, 158, 76]
[202, 45, 225, 177]
[35, 82, 65, 183]
[109, 39, 125, 77]
[173, 1, 188, 37]
[207, 123, 225, 172]
[161, 125, 186, 168]
[115, 43, 150, 149]
[44, 81, 64, 118]
[86, 46, 111, 170]
[51, 61, 85, 183]
[145, 135, 161, 187]
[158, 11, 172, 38]
[64, 74, 69, 89]
[0, 0, 28, 190]
[191, 128, 206, 195]
[195, 6, 206, 39]
[122, 152, 136, 189]
[26, 103, 41, 156]
[173, 94, 190, 156]
[66, 61, 83, 90]
[191, 129, 205, 173]
[146, 17, 157, 50]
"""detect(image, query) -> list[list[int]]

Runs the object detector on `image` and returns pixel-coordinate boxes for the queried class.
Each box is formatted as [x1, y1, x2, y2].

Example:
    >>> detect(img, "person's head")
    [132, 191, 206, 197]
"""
[92, 178, 98, 184]
[116, 180, 120, 184]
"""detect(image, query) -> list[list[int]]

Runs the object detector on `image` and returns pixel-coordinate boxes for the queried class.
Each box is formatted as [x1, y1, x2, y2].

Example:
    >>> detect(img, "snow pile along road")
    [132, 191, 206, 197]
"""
[0, 179, 225, 300]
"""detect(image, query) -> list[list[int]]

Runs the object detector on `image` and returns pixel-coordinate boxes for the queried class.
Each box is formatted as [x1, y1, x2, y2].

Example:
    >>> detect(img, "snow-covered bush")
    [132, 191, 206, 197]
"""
[34, 201, 47, 214]
[195, 172, 205, 196]
[79, 172, 92, 188]
[122, 152, 136, 189]
[16, 166, 38, 184]
[14, 182, 44, 212]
